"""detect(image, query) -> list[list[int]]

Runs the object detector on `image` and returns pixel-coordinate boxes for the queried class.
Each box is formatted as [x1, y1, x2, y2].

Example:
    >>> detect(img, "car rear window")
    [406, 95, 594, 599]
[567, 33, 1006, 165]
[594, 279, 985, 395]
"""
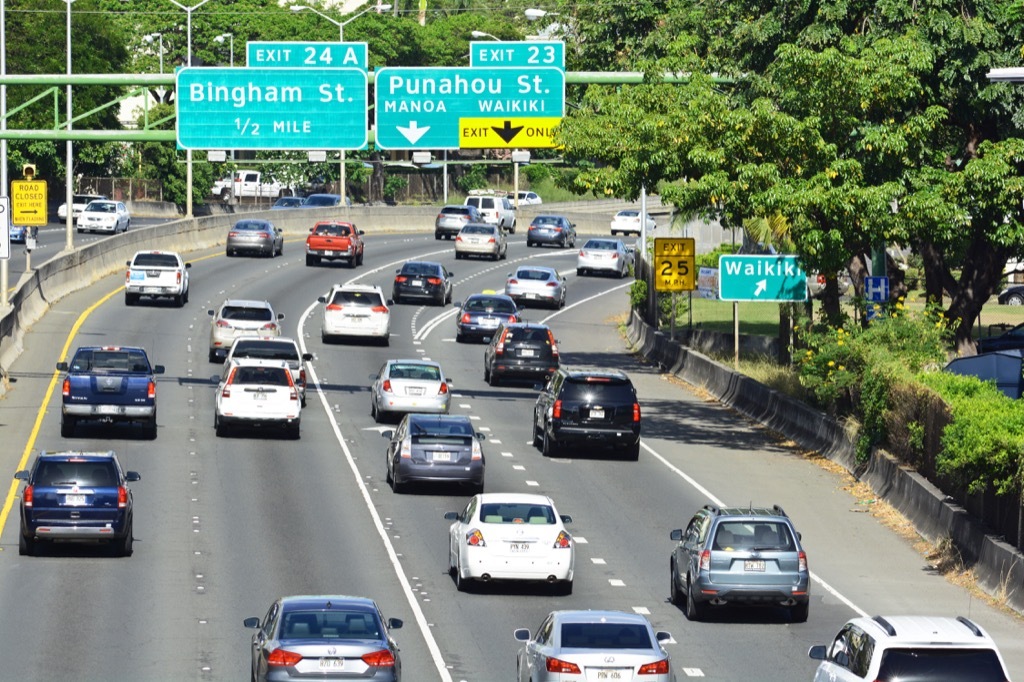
[461, 225, 493, 235]
[559, 622, 652, 650]
[465, 297, 515, 313]
[230, 365, 291, 386]
[233, 221, 271, 231]
[441, 206, 471, 216]
[231, 340, 299, 362]
[479, 503, 555, 524]
[281, 610, 381, 640]
[221, 306, 273, 322]
[504, 327, 550, 343]
[330, 290, 384, 306]
[34, 461, 118, 487]
[713, 521, 794, 550]
[532, 216, 561, 225]
[133, 254, 180, 268]
[71, 349, 150, 372]
[390, 364, 441, 381]
[313, 223, 352, 236]
[584, 240, 616, 250]
[559, 378, 634, 403]
[400, 262, 442, 277]
[515, 269, 552, 281]
[85, 202, 116, 213]
[877, 648, 1007, 681]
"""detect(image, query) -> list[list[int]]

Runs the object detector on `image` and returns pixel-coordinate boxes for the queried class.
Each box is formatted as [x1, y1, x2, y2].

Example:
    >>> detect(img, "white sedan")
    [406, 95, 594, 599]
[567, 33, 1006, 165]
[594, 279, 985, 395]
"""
[444, 492, 574, 594]
[610, 209, 656, 235]
[214, 358, 301, 439]
[77, 200, 130, 234]
[319, 283, 391, 345]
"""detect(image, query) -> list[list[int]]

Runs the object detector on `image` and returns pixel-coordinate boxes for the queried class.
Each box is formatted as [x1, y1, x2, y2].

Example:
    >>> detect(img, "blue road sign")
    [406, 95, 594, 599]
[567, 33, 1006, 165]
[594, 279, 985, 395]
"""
[246, 42, 368, 72]
[176, 67, 368, 150]
[865, 275, 889, 321]
[719, 255, 808, 302]
[374, 66, 565, 150]
[469, 41, 564, 71]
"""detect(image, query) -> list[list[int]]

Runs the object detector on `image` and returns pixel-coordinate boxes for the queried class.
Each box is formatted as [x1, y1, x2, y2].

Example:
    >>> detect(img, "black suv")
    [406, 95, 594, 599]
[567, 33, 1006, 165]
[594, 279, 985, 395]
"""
[532, 367, 641, 459]
[483, 323, 559, 386]
[14, 451, 140, 557]
[669, 504, 810, 622]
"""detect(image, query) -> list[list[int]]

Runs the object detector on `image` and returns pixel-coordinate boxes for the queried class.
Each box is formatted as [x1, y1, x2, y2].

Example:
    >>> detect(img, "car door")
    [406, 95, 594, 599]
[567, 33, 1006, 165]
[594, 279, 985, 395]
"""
[522, 613, 554, 681]
[450, 496, 477, 565]
[387, 417, 408, 478]
[813, 626, 865, 682]
[253, 600, 281, 679]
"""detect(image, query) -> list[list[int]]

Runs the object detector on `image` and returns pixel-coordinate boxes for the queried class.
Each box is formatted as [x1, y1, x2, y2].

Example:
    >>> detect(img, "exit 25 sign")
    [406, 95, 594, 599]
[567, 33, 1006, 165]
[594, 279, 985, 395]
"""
[654, 238, 696, 292]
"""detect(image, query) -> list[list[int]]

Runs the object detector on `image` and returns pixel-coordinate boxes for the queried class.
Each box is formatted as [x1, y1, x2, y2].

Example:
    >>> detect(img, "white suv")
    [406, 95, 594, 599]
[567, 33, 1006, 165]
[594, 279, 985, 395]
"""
[465, 191, 516, 233]
[808, 615, 1010, 681]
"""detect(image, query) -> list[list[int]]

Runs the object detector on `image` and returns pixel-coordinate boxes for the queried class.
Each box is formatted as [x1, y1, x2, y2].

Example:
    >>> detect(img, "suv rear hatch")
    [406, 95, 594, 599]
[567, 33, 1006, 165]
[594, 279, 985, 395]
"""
[709, 520, 802, 588]
[28, 460, 123, 527]
[557, 378, 637, 427]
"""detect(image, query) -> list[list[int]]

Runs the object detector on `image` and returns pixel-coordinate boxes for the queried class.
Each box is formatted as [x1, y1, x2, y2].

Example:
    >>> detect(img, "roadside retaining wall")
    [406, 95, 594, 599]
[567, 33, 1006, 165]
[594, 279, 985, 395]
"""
[625, 310, 1024, 614]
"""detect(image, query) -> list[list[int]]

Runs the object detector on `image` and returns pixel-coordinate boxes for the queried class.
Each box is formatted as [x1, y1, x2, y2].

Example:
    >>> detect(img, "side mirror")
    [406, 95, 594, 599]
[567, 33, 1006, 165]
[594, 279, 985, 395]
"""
[153, 365, 166, 375]
[277, 313, 285, 321]
[669, 529, 683, 541]
[208, 309, 215, 317]
[56, 362, 69, 372]
[443, 511, 459, 520]
[560, 514, 573, 524]
[317, 296, 327, 303]
[309, 228, 315, 233]
[387, 617, 403, 630]
[358, 229, 365, 236]
[381, 430, 395, 439]
[14, 470, 29, 481]
[302, 353, 313, 362]
[125, 260, 131, 266]
[513, 628, 531, 642]
[125, 471, 141, 482]
[185, 263, 192, 269]
[807, 645, 827, 661]
[475, 432, 487, 441]
[243, 617, 261, 629]
[386, 299, 394, 306]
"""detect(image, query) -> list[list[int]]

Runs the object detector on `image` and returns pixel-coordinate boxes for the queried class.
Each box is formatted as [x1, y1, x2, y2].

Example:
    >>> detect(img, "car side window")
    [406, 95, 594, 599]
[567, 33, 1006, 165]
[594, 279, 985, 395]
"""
[847, 628, 874, 677]
[262, 602, 279, 638]
[535, 615, 554, 645]
[695, 515, 712, 545]
[462, 497, 477, 524]
[827, 626, 855, 670]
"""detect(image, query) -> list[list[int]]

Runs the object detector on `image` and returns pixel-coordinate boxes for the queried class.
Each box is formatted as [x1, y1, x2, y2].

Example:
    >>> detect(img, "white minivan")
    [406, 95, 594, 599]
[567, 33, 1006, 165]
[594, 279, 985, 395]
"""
[465, 191, 516, 233]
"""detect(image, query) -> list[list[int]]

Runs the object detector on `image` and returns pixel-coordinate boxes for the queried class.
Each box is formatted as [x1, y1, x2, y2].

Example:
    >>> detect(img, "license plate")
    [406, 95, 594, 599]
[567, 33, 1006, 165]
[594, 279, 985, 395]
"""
[407, 387, 425, 396]
[432, 451, 452, 462]
[596, 671, 623, 680]
[482, 318, 499, 327]
[519, 349, 535, 357]
[63, 494, 86, 505]
[744, 559, 766, 572]
[411, 279, 423, 287]
[143, 287, 161, 294]
[254, 393, 268, 401]
[509, 542, 530, 552]
[97, 405, 121, 415]
[589, 407, 605, 419]
[526, 293, 538, 299]
[323, 250, 336, 255]
[318, 658, 344, 671]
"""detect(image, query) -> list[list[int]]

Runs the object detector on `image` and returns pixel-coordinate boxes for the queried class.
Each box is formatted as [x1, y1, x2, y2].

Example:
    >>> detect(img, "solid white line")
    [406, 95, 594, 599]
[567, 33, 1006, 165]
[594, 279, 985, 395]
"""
[639, 440, 869, 618]
[540, 281, 634, 324]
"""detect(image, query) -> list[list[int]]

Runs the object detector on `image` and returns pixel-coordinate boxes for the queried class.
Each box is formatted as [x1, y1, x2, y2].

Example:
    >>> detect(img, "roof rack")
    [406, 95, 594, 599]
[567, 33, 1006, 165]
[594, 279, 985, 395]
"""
[872, 616, 897, 637]
[772, 504, 788, 517]
[956, 616, 984, 637]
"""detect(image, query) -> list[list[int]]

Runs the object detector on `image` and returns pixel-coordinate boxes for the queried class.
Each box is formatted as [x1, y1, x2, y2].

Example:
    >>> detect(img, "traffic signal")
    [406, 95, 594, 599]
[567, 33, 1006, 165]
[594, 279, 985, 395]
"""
[22, 164, 36, 179]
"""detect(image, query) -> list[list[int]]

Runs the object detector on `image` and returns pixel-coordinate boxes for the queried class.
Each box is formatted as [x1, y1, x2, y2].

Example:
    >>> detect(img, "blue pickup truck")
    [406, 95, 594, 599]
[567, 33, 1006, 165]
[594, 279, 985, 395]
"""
[56, 346, 164, 439]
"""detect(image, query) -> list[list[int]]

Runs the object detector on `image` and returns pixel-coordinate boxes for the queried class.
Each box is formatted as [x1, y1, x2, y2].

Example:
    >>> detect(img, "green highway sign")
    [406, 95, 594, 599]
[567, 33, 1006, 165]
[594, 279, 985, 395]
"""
[469, 41, 564, 71]
[374, 66, 565, 149]
[246, 42, 368, 72]
[176, 67, 368, 150]
[719, 255, 808, 302]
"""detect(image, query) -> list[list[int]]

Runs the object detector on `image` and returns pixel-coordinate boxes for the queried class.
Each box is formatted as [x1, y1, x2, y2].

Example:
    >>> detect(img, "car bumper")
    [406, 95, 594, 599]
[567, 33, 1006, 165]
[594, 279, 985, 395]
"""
[457, 323, 503, 339]
[462, 548, 574, 582]
[550, 424, 640, 447]
[63, 404, 156, 419]
[376, 393, 450, 415]
[126, 284, 184, 296]
[577, 257, 625, 273]
[507, 291, 560, 306]
[218, 414, 299, 428]
[527, 231, 566, 244]
[491, 361, 557, 379]
[394, 284, 444, 300]
[435, 224, 464, 236]
[691, 578, 810, 606]
[307, 248, 356, 260]
[27, 523, 128, 540]
[456, 244, 499, 257]
[323, 318, 389, 338]
[395, 459, 483, 486]
[228, 241, 273, 253]
[81, 223, 118, 232]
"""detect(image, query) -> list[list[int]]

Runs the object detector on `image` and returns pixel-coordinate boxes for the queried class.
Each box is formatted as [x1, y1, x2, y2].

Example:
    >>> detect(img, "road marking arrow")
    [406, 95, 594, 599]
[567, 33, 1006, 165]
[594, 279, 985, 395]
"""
[754, 279, 767, 296]
[396, 121, 430, 144]
[491, 120, 524, 144]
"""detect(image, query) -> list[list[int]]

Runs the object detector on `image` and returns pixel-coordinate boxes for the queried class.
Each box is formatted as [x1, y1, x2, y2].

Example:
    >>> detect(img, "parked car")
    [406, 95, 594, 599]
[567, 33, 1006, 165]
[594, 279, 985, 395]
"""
[369, 359, 452, 423]
[483, 322, 559, 386]
[208, 299, 284, 362]
[77, 199, 130, 234]
[57, 193, 106, 222]
[14, 450, 140, 557]
[997, 284, 1024, 305]
[610, 209, 656, 235]
[214, 358, 301, 439]
[808, 615, 1010, 681]
[444, 492, 574, 594]
[392, 261, 453, 306]
[454, 293, 520, 342]
[465, 191, 516, 233]
[532, 367, 641, 459]
[975, 321, 1024, 353]
[435, 204, 483, 239]
[226, 219, 283, 258]
[124, 250, 190, 307]
[305, 220, 364, 267]
[577, 238, 631, 278]
[319, 283, 391, 345]
[505, 266, 567, 309]
[301, 193, 346, 208]
[271, 195, 304, 209]
[455, 223, 507, 261]
[514, 610, 674, 682]
[526, 215, 576, 248]
[382, 413, 485, 493]
[224, 337, 312, 406]
[669, 504, 810, 622]
[509, 190, 542, 205]
[243, 595, 403, 682]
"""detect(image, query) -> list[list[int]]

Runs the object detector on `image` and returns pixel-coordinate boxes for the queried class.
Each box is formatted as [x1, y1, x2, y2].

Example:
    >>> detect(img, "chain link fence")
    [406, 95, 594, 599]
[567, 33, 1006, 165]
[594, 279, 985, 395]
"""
[80, 177, 163, 203]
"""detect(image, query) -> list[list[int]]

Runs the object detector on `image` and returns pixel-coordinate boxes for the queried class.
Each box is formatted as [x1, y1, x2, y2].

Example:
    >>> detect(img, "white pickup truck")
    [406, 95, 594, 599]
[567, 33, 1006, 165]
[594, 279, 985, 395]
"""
[125, 250, 191, 307]
[211, 171, 289, 202]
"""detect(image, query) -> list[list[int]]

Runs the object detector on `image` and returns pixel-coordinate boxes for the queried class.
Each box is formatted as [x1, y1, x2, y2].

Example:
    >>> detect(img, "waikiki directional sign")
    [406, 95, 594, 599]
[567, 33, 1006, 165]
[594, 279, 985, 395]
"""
[374, 66, 565, 150]
[719, 255, 808, 302]
[176, 67, 368, 150]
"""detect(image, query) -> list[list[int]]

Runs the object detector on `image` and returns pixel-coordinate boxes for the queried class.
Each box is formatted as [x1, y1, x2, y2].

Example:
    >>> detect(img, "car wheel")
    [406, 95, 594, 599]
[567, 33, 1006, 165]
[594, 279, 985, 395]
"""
[144, 416, 158, 440]
[348, 257, 357, 269]
[527, 240, 534, 247]
[125, 293, 137, 306]
[669, 560, 684, 607]
[288, 423, 301, 440]
[626, 440, 640, 461]
[357, 251, 364, 266]
[305, 254, 315, 266]
[541, 428, 556, 457]
[790, 601, 809, 623]
[435, 232, 442, 240]
[208, 349, 220, 363]
[1006, 293, 1024, 306]
[183, 288, 189, 304]
[488, 367, 500, 387]
[371, 400, 381, 423]
[172, 292, 183, 307]
[385, 461, 393, 485]
[60, 415, 76, 438]
[532, 420, 543, 447]
[559, 238, 566, 248]
[576, 268, 584, 277]
[392, 292, 402, 304]
[19, 529, 35, 556]
[120, 521, 134, 557]
[686, 576, 707, 622]
[455, 557, 471, 592]
[456, 333, 465, 343]
[391, 471, 406, 494]
[556, 580, 573, 596]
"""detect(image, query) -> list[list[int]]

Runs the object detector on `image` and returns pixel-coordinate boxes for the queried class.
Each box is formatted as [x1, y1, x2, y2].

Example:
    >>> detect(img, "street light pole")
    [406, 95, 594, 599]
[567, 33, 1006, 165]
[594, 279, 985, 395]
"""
[64, 0, 74, 251]
[214, 33, 233, 67]
[1, 0, 7, 306]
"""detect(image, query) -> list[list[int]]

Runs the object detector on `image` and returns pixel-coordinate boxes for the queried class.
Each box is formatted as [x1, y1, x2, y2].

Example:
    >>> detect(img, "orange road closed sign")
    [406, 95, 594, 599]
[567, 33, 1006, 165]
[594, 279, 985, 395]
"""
[11, 179, 48, 226]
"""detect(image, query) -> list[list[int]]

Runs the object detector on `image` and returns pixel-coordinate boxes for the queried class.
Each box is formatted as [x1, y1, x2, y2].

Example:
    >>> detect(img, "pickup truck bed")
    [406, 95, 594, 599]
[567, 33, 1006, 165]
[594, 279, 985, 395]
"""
[125, 251, 190, 306]
[305, 221, 365, 267]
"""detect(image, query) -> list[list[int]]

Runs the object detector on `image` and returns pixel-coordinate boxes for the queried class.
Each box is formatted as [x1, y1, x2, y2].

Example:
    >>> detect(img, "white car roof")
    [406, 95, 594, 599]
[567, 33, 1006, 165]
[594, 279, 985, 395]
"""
[330, 283, 384, 294]
[225, 358, 291, 370]
[549, 609, 654, 626]
[221, 299, 274, 309]
[854, 615, 999, 647]
[474, 492, 556, 506]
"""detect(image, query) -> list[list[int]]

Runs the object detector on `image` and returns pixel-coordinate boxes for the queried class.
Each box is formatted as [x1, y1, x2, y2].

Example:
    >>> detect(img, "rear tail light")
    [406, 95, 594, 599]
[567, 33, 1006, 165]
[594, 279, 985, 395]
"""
[124, 270, 130, 284]
[471, 438, 483, 461]
[258, 232, 271, 239]
[488, 237, 496, 244]
[22, 485, 33, 508]
[395, 276, 408, 283]
[507, 315, 517, 323]
[361, 649, 396, 667]
[611, 253, 619, 259]
[289, 389, 298, 401]
[176, 271, 182, 284]
[216, 319, 231, 328]
[298, 369, 307, 388]
[638, 659, 670, 674]
[438, 381, 449, 395]
[371, 305, 389, 313]
[553, 530, 571, 549]
[461, 313, 472, 324]
[798, 551, 807, 573]
[117, 486, 128, 509]
[552, 399, 562, 419]
[466, 529, 485, 546]
[227, 231, 240, 238]
[456, 236, 463, 242]
[699, 549, 711, 571]
[267, 649, 303, 667]
[62, 378, 71, 397]
[221, 387, 231, 398]
[325, 304, 343, 311]
[427, 277, 442, 285]
[578, 250, 585, 256]
[633, 402, 641, 422]
[400, 441, 412, 459]
[260, 323, 279, 332]
[508, 279, 518, 285]
[147, 380, 156, 399]
[546, 657, 581, 674]
[382, 379, 393, 393]
[546, 281, 558, 287]
[495, 329, 508, 354]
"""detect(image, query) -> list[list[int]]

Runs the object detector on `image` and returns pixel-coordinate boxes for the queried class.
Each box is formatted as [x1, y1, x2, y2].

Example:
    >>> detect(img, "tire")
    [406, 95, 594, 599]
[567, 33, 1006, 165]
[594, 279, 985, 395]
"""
[357, 251, 364, 266]
[288, 424, 301, 440]
[183, 288, 189, 304]
[456, 333, 465, 343]
[686, 576, 707, 622]
[790, 601, 809, 623]
[60, 415, 76, 438]
[669, 561, 684, 606]
[559, 238, 566, 248]
[557, 580, 573, 596]
[19, 529, 35, 556]
[371, 400, 383, 424]
[626, 440, 640, 461]
[208, 349, 220, 363]
[576, 268, 584, 277]
[391, 471, 406, 494]
[393, 293, 402, 304]
[541, 428, 556, 457]
[119, 521, 134, 557]
[488, 367, 500, 387]
[125, 293, 137, 306]
[454, 557, 471, 592]
[144, 415, 158, 440]
[214, 414, 227, 438]
[435, 232, 442, 240]
[532, 420, 542, 447]
[305, 254, 316, 266]
[527, 240, 535, 248]
[173, 293, 184, 307]
[1006, 293, 1024, 306]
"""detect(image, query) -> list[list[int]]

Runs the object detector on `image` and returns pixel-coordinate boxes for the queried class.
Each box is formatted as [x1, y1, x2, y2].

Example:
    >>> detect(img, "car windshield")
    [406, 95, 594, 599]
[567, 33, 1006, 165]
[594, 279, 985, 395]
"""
[221, 306, 273, 322]
[34, 461, 118, 487]
[401, 263, 442, 277]
[712, 521, 794, 551]
[584, 240, 617, 250]
[559, 622, 652, 650]
[303, 195, 339, 206]
[230, 365, 290, 386]
[280, 610, 382, 640]
[85, 202, 116, 213]
[329, 290, 384, 307]
[231, 341, 299, 362]
[133, 254, 180, 268]
[70, 349, 150, 373]
[465, 298, 514, 313]
[314, 224, 352, 236]
[389, 364, 441, 381]
[479, 503, 555, 524]
[877, 648, 1007, 681]
[514, 269, 553, 281]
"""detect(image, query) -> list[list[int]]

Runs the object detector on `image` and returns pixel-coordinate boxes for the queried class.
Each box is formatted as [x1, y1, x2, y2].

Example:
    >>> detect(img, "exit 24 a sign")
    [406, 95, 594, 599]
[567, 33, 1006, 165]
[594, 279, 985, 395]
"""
[654, 238, 695, 292]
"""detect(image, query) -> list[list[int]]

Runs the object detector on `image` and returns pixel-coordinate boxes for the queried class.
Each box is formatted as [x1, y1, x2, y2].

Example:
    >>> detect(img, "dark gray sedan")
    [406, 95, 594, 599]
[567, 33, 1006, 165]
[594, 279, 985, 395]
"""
[226, 219, 283, 257]
[526, 214, 576, 248]
[382, 414, 485, 494]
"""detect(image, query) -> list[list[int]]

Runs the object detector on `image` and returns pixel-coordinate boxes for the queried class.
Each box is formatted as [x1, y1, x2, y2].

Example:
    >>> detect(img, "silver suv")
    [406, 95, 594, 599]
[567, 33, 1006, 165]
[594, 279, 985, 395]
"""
[808, 615, 1010, 681]
[464, 192, 516, 233]
[669, 504, 809, 622]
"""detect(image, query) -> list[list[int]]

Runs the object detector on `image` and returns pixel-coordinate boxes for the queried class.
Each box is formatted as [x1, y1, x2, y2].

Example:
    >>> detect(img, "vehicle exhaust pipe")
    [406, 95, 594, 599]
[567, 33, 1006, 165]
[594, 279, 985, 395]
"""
[480, 574, 491, 582]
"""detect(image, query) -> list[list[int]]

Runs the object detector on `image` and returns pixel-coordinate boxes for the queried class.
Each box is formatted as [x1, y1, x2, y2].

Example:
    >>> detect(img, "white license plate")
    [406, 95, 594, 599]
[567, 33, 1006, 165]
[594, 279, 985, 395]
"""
[519, 349, 535, 357]
[411, 279, 423, 286]
[254, 393, 268, 401]
[144, 287, 162, 294]
[97, 405, 121, 415]
[526, 293, 538, 298]
[744, 559, 766, 572]
[432, 451, 452, 462]
[318, 658, 345, 671]
[63, 494, 86, 505]
[482, 318, 499, 327]
[509, 542, 530, 553]
[589, 408, 605, 419]
[407, 387, 425, 396]
[596, 671, 624, 680]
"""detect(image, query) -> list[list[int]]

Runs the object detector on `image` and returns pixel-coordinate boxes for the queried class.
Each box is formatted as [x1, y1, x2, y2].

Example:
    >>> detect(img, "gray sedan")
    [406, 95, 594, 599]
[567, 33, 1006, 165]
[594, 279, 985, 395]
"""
[369, 359, 452, 422]
[505, 266, 567, 309]
[455, 223, 507, 260]
[382, 414, 485, 494]
[226, 219, 283, 257]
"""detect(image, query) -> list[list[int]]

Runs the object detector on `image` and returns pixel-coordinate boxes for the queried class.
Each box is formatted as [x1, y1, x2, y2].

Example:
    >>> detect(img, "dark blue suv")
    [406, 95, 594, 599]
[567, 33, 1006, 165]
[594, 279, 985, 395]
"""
[15, 451, 140, 557]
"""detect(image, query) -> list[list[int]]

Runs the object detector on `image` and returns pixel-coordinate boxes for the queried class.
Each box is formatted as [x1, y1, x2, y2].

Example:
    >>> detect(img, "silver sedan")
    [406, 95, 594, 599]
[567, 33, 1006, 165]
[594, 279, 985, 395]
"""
[369, 359, 452, 423]
[226, 219, 284, 257]
[455, 223, 507, 260]
[514, 610, 675, 682]
[505, 266, 567, 309]
[577, 238, 631, 278]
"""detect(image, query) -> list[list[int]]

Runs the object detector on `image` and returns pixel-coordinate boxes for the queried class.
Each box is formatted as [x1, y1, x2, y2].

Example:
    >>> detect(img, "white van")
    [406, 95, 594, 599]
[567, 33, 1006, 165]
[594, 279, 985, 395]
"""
[465, 191, 517, 233]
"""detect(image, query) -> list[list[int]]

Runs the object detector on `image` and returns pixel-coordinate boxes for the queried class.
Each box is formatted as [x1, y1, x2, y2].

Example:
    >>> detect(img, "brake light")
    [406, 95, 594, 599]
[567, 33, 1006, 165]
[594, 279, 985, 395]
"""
[508, 278, 518, 285]
[395, 276, 408, 283]
[117, 486, 128, 509]
[552, 399, 562, 418]
[456, 235, 464, 242]
[400, 440, 412, 458]
[62, 378, 71, 397]
[633, 402, 641, 422]
[553, 530, 571, 549]
[382, 379, 393, 393]
[487, 237, 496, 244]
[466, 529, 485, 546]
[699, 549, 711, 571]
[546, 281, 558, 287]
[578, 250, 585, 256]
[298, 369, 306, 388]
[361, 649, 396, 667]
[638, 659, 670, 674]
[22, 485, 33, 508]
[227, 231, 240, 238]
[124, 270, 130, 284]
[798, 551, 807, 573]
[221, 386, 231, 398]
[546, 657, 581, 674]
[216, 319, 231, 328]
[267, 648, 303, 667]
[371, 305, 389, 313]
[495, 329, 508, 354]
[507, 315, 516, 323]
[427, 277, 442, 285]
[611, 253, 619, 259]
[147, 380, 156, 399]
[326, 304, 343, 311]
[438, 381, 448, 395]
[461, 313, 472, 324]
[471, 438, 483, 461]
[258, 232, 271, 239]
[260, 322, 279, 331]
[176, 271, 182, 284]
[548, 330, 559, 360]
